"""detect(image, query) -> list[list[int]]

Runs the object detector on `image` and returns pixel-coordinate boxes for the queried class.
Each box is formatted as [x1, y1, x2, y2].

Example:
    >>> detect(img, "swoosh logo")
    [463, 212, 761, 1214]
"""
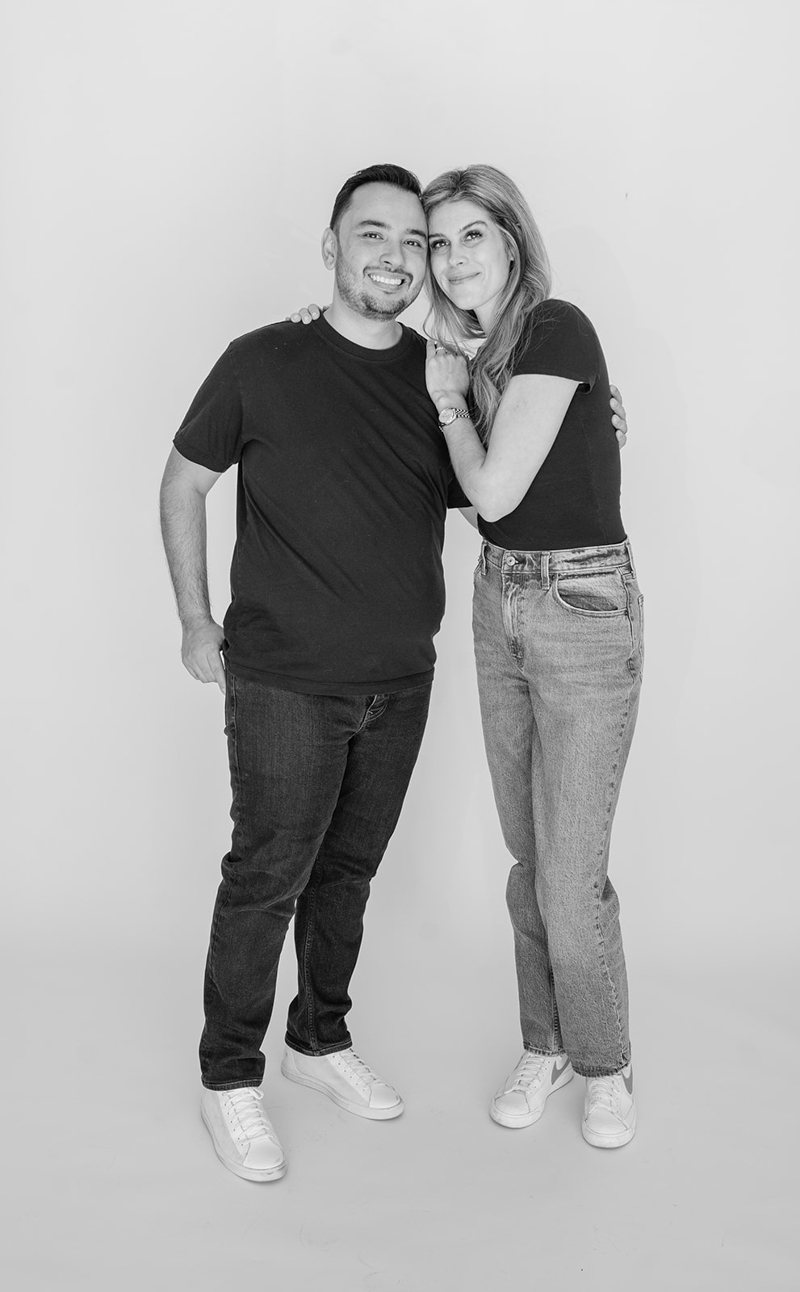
[551, 1058, 569, 1084]
[622, 1067, 634, 1095]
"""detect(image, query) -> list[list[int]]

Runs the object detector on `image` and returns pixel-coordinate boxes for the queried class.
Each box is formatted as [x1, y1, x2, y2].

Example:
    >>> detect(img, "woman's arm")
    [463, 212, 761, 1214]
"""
[425, 341, 577, 523]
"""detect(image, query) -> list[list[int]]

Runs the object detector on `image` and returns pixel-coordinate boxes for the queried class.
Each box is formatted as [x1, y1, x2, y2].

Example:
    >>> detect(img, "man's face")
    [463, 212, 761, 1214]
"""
[327, 183, 428, 320]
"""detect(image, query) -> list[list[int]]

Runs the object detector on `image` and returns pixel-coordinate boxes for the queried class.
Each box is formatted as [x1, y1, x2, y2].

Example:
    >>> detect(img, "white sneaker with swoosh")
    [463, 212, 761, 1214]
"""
[582, 1063, 637, 1148]
[490, 1051, 574, 1128]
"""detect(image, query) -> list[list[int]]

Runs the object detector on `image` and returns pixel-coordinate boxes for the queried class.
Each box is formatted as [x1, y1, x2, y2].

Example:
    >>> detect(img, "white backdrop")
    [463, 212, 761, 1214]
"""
[1, 4, 798, 1283]
[3, 0, 796, 968]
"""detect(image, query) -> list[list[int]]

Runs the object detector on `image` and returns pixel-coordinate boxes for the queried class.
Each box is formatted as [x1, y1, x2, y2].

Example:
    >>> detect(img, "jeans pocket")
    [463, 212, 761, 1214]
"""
[552, 569, 628, 617]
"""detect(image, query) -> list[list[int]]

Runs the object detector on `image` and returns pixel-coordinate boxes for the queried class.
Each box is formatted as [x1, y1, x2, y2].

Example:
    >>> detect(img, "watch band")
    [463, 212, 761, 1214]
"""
[438, 406, 472, 428]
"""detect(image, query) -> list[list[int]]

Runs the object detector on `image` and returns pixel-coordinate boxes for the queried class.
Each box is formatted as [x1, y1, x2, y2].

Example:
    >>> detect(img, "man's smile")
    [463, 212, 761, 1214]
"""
[367, 272, 407, 289]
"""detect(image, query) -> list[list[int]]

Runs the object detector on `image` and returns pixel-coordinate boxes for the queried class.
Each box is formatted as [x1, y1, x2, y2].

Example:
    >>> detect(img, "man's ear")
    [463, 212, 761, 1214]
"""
[321, 227, 337, 270]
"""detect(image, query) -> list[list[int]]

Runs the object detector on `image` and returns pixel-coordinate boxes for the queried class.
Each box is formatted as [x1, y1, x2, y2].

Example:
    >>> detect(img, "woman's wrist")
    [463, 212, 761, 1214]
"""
[434, 393, 470, 414]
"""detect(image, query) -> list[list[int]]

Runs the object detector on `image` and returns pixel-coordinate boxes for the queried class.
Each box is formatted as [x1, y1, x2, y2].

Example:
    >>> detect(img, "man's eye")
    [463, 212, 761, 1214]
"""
[406, 239, 423, 248]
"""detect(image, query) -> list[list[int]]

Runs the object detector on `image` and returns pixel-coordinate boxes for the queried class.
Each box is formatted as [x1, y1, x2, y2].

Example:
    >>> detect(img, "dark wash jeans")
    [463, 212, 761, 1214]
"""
[200, 674, 432, 1091]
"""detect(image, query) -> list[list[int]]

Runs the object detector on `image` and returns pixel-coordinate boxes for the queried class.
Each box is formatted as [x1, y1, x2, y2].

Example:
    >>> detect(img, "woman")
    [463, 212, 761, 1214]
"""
[422, 165, 643, 1149]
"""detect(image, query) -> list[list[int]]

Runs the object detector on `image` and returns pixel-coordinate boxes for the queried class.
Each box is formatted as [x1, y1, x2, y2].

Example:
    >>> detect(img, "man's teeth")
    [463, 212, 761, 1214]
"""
[369, 273, 403, 286]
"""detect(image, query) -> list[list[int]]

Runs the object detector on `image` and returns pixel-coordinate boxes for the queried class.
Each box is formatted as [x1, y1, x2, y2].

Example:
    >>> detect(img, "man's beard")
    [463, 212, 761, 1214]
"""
[335, 261, 413, 320]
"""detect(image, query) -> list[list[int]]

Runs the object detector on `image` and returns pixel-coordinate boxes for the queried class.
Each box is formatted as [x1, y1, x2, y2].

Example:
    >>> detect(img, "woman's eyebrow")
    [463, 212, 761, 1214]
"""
[428, 220, 487, 239]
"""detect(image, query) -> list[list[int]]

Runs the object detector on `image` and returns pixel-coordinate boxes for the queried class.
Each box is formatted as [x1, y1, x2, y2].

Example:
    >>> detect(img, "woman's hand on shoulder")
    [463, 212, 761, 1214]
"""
[285, 304, 325, 324]
[425, 340, 470, 411]
[610, 385, 628, 447]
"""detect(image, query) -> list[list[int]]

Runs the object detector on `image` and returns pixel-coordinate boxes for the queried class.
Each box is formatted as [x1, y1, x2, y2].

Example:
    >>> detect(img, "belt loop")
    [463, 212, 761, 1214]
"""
[625, 540, 637, 578]
[540, 551, 551, 590]
[480, 540, 488, 576]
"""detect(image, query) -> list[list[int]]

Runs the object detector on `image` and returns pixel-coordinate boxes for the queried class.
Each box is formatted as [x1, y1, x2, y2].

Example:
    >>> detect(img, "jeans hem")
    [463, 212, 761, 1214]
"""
[522, 1044, 566, 1058]
[572, 1057, 631, 1079]
[201, 1078, 265, 1091]
[284, 1036, 353, 1058]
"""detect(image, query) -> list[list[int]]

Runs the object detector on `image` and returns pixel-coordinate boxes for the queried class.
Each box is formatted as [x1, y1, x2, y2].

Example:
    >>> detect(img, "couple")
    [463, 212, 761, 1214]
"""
[160, 162, 643, 1183]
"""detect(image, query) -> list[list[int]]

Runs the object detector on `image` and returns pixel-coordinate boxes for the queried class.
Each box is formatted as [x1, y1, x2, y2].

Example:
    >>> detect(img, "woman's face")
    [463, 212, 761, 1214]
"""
[427, 198, 513, 329]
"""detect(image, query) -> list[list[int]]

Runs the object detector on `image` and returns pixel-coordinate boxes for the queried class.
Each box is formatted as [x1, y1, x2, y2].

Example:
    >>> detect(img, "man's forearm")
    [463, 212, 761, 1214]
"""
[160, 481, 214, 629]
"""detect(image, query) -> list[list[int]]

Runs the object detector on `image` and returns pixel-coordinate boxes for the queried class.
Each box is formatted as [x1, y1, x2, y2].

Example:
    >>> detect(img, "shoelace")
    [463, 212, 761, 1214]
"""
[508, 1052, 548, 1092]
[335, 1048, 381, 1089]
[224, 1088, 277, 1143]
[586, 1075, 620, 1115]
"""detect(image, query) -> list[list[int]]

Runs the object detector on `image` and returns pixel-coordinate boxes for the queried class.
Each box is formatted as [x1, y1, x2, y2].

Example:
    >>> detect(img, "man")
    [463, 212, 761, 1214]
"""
[160, 164, 627, 1182]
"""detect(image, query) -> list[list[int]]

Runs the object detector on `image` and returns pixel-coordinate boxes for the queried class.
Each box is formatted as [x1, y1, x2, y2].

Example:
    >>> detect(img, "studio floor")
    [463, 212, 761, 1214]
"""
[4, 946, 796, 1291]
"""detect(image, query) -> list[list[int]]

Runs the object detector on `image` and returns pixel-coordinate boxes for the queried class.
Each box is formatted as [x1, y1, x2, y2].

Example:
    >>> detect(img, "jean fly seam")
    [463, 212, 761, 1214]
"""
[364, 694, 389, 726]
[502, 576, 527, 668]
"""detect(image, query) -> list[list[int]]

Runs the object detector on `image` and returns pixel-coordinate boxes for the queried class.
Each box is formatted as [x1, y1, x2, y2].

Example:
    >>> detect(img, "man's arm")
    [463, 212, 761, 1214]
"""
[159, 446, 226, 694]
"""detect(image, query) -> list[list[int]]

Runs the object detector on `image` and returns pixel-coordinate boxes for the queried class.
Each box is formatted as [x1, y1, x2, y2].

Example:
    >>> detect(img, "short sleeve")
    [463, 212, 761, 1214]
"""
[447, 473, 471, 509]
[512, 300, 599, 390]
[173, 346, 244, 472]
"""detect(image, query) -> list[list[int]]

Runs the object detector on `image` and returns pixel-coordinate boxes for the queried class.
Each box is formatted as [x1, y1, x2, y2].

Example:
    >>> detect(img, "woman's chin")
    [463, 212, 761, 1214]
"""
[445, 288, 480, 312]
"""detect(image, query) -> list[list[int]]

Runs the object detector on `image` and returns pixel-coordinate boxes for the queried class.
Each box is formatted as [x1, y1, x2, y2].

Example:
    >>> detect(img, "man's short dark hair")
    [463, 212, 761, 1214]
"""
[329, 164, 422, 233]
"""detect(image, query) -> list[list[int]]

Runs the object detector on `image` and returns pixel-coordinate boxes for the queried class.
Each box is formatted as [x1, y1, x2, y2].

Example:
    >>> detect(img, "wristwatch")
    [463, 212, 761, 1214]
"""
[438, 406, 471, 428]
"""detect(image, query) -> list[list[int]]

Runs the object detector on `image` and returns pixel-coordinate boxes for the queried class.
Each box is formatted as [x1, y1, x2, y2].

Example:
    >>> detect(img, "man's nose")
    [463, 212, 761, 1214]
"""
[379, 239, 405, 266]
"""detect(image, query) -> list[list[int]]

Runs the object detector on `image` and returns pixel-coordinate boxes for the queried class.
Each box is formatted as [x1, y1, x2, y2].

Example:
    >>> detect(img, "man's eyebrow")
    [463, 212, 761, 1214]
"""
[354, 219, 428, 239]
[428, 219, 488, 238]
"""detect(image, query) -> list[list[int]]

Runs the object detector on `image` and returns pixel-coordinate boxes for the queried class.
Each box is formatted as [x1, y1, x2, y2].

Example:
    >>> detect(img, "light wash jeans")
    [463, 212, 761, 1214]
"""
[473, 539, 643, 1077]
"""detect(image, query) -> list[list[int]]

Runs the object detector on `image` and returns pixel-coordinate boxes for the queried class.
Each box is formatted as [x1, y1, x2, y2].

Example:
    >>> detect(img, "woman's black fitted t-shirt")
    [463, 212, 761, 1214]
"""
[174, 315, 467, 694]
[477, 299, 626, 552]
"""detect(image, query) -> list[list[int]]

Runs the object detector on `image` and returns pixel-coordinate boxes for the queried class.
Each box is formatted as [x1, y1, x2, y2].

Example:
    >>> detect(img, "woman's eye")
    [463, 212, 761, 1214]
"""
[429, 240, 446, 252]
[464, 229, 482, 242]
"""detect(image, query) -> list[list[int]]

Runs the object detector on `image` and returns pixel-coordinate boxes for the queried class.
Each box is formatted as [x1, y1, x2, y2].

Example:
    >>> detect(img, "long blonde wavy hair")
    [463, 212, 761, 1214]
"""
[421, 165, 552, 441]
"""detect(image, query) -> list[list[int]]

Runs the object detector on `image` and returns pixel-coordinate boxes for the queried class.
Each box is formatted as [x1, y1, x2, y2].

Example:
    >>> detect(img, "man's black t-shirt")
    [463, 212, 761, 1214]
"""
[477, 299, 626, 552]
[174, 315, 467, 694]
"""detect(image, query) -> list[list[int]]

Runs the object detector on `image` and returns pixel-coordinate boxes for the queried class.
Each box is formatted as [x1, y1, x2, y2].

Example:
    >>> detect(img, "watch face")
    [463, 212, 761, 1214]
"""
[439, 408, 455, 425]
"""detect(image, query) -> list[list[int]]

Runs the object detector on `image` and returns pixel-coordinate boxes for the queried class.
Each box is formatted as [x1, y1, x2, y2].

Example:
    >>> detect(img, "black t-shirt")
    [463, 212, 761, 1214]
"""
[477, 299, 626, 552]
[174, 315, 467, 694]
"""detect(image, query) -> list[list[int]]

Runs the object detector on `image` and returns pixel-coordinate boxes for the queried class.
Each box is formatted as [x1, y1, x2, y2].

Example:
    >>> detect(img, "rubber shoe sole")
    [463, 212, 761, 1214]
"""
[280, 1056, 404, 1120]
[200, 1104, 287, 1181]
[490, 1061, 575, 1128]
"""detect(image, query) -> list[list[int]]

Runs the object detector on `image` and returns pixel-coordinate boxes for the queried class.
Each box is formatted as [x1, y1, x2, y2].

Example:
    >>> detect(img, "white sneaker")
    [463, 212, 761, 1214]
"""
[281, 1046, 404, 1120]
[200, 1086, 287, 1181]
[490, 1051, 574, 1128]
[582, 1064, 637, 1148]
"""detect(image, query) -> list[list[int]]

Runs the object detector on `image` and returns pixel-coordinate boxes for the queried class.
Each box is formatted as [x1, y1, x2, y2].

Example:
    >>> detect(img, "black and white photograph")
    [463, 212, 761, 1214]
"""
[2, 1, 797, 1288]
